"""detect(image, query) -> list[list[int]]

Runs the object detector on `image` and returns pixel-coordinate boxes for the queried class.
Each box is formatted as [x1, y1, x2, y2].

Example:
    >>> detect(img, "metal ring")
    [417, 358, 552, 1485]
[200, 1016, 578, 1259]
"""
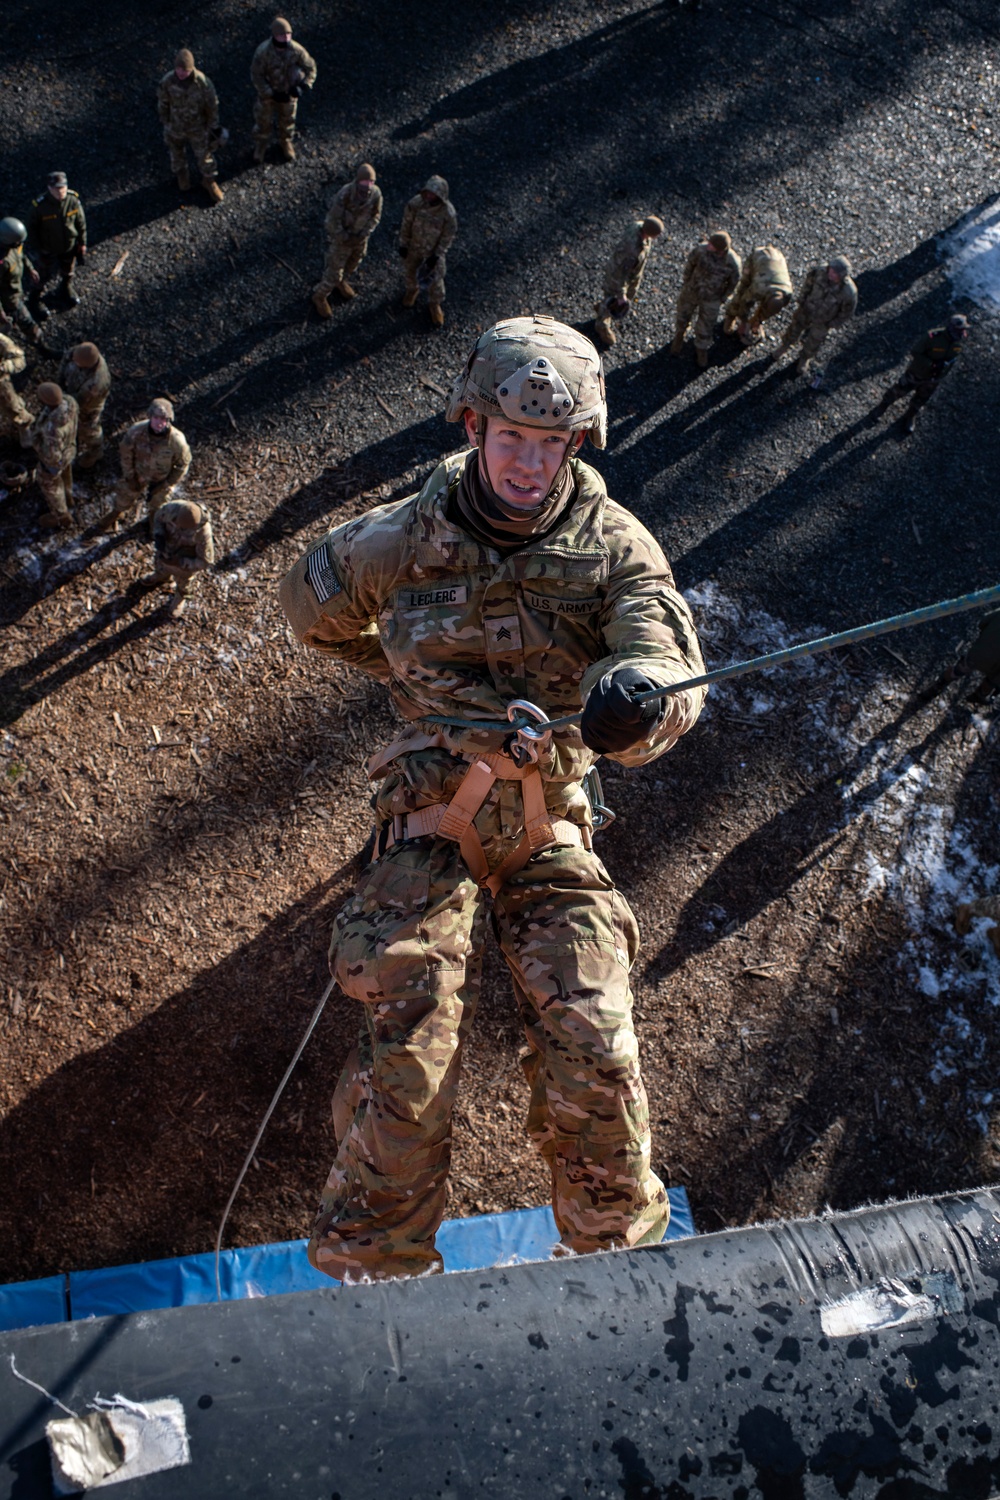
[506, 698, 550, 740]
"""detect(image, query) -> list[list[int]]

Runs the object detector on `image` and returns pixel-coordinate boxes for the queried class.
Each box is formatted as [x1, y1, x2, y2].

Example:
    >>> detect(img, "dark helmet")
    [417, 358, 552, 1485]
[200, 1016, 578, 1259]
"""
[0, 217, 27, 247]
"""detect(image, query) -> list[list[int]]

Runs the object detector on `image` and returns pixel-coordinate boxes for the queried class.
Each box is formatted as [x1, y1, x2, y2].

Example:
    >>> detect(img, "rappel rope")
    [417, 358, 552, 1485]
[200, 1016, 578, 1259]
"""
[214, 579, 999, 1296]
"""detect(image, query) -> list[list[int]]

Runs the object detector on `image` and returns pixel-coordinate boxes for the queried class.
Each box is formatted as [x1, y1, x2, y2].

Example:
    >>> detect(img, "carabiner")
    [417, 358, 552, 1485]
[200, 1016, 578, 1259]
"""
[505, 699, 552, 768]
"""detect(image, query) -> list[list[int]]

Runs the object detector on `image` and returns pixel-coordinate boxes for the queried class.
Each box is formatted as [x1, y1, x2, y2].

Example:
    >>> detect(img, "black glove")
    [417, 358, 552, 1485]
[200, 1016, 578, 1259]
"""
[288, 83, 303, 99]
[581, 667, 663, 754]
[272, 89, 291, 103]
[398, 244, 408, 259]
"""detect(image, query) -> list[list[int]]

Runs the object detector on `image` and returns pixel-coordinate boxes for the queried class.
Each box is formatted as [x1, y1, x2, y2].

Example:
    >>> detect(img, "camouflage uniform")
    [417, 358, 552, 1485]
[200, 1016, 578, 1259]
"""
[955, 897, 1000, 960]
[673, 237, 740, 353]
[251, 32, 317, 160]
[29, 391, 78, 521]
[399, 176, 457, 309]
[593, 219, 661, 348]
[280, 440, 705, 1282]
[26, 186, 86, 307]
[0, 243, 41, 341]
[723, 245, 793, 343]
[313, 178, 383, 299]
[872, 321, 967, 431]
[147, 499, 214, 596]
[58, 348, 111, 467]
[777, 260, 857, 373]
[0, 332, 30, 439]
[114, 418, 191, 520]
[157, 67, 221, 183]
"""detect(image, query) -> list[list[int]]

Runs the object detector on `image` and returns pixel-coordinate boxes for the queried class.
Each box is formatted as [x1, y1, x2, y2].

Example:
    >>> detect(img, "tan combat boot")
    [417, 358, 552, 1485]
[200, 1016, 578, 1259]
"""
[39, 512, 73, 531]
[202, 177, 224, 204]
[401, 289, 418, 309]
[95, 510, 120, 534]
[429, 302, 445, 328]
[722, 315, 738, 335]
[594, 317, 615, 348]
[176, 167, 191, 192]
[312, 290, 333, 319]
[336, 280, 356, 300]
[695, 348, 709, 369]
[279, 139, 296, 162]
[669, 333, 685, 356]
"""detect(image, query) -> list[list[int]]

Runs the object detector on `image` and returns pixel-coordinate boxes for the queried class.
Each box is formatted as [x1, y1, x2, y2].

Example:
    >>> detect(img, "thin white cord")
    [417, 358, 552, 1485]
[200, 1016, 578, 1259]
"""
[9, 1354, 78, 1417]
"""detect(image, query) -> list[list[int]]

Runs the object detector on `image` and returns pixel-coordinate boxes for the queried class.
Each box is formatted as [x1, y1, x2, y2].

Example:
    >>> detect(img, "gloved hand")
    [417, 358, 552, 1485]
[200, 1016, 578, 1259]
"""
[581, 666, 663, 753]
[609, 295, 630, 319]
[76, 245, 87, 262]
[272, 89, 291, 103]
[398, 244, 408, 259]
[288, 83, 303, 99]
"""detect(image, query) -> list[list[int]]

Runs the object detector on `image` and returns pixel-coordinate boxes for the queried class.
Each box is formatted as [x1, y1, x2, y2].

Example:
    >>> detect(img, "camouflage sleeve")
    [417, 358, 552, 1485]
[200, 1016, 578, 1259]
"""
[399, 198, 415, 251]
[437, 206, 457, 255]
[796, 266, 817, 310]
[152, 508, 168, 551]
[157, 76, 172, 125]
[602, 237, 635, 302]
[203, 78, 220, 131]
[279, 523, 393, 682]
[0, 339, 24, 378]
[119, 428, 138, 485]
[680, 246, 700, 286]
[369, 186, 383, 232]
[168, 433, 192, 486]
[831, 280, 857, 328]
[251, 44, 271, 98]
[578, 507, 706, 768]
[296, 44, 317, 88]
[723, 251, 740, 297]
[197, 520, 215, 568]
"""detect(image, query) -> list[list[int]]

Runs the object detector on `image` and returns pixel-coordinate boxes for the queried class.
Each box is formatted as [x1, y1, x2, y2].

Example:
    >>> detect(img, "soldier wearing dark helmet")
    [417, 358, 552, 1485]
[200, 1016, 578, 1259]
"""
[279, 315, 706, 1283]
[870, 314, 969, 435]
[0, 217, 44, 344]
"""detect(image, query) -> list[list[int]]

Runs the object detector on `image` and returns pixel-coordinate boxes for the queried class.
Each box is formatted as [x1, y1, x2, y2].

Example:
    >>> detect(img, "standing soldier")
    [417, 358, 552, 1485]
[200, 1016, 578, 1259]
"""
[27, 381, 78, 530]
[670, 230, 741, 368]
[722, 243, 793, 347]
[0, 217, 44, 346]
[918, 606, 1000, 709]
[250, 16, 317, 164]
[26, 171, 87, 316]
[870, 314, 969, 436]
[398, 175, 457, 327]
[139, 498, 215, 617]
[98, 398, 191, 533]
[593, 215, 664, 349]
[0, 332, 31, 443]
[157, 48, 225, 204]
[311, 162, 383, 317]
[772, 254, 857, 377]
[58, 342, 111, 469]
[279, 314, 706, 1284]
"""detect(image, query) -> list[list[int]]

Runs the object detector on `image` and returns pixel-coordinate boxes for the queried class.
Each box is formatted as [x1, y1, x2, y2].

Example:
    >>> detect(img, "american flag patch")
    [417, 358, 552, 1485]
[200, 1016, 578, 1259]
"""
[306, 542, 342, 604]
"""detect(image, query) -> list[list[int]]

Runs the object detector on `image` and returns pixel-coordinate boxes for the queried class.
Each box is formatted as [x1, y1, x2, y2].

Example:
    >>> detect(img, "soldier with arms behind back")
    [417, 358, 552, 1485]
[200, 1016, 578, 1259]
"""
[157, 48, 225, 204]
[139, 498, 214, 617]
[27, 381, 78, 530]
[26, 171, 86, 317]
[279, 315, 706, 1283]
[671, 230, 740, 368]
[58, 342, 110, 469]
[870, 314, 968, 436]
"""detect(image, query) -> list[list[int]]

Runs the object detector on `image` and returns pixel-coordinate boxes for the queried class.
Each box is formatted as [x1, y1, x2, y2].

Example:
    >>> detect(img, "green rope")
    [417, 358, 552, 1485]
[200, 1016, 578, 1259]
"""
[420, 581, 1000, 735]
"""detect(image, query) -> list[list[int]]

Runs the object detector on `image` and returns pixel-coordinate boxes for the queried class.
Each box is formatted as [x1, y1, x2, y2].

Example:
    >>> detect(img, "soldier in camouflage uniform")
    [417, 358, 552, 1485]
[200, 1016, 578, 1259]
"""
[918, 607, 1000, 709]
[0, 331, 31, 442]
[279, 315, 706, 1283]
[723, 244, 793, 347]
[955, 897, 1000, 961]
[772, 253, 857, 377]
[670, 231, 741, 367]
[27, 381, 78, 530]
[58, 342, 111, 468]
[98, 397, 191, 532]
[157, 48, 225, 204]
[311, 162, 383, 316]
[26, 171, 87, 316]
[0, 217, 44, 346]
[138, 498, 214, 617]
[870, 314, 968, 436]
[251, 16, 317, 164]
[593, 215, 664, 349]
[398, 174, 457, 328]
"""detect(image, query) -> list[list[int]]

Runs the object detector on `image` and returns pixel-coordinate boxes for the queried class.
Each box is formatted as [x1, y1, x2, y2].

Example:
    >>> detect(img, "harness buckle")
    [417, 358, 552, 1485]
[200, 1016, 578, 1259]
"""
[505, 699, 551, 768]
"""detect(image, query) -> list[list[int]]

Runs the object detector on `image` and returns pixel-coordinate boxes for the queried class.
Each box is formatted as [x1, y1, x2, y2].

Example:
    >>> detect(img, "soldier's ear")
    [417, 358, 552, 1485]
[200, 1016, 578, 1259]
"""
[463, 409, 480, 447]
[571, 432, 585, 453]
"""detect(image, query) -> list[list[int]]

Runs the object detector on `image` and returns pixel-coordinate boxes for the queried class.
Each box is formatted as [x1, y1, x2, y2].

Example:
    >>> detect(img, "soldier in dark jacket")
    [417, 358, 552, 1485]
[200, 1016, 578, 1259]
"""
[871, 315, 969, 435]
[919, 608, 1000, 708]
[26, 171, 87, 316]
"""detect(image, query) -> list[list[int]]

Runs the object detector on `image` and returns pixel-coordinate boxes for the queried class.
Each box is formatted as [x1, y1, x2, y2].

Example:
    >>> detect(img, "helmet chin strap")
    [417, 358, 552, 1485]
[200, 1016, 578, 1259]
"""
[474, 414, 577, 505]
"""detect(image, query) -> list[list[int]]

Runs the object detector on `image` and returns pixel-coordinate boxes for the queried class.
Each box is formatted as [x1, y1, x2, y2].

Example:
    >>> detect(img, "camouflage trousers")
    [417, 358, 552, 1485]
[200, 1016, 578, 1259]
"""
[113, 480, 175, 519]
[151, 559, 200, 596]
[0, 374, 31, 438]
[310, 837, 669, 1282]
[314, 234, 369, 296]
[674, 286, 723, 351]
[253, 95, 297, 149]
[594, 268, 643, 344]
[75, 402, 106, 468]
[164, 128, 217, 180]
[403, 249, 446, 304]
[37, 460, 73, 518]
[778, 315, 832, 369]
[724, 285, 787, 332]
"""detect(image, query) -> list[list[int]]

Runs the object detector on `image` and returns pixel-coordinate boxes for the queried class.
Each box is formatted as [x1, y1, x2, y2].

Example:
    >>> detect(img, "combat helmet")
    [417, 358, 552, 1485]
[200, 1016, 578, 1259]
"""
[445, 315, 607, 449]
[0, 218, 27, 247]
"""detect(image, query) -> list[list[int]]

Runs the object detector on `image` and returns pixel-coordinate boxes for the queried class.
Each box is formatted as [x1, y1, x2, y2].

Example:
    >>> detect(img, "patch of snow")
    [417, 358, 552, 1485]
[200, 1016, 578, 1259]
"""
[941, 200, 1000, 311]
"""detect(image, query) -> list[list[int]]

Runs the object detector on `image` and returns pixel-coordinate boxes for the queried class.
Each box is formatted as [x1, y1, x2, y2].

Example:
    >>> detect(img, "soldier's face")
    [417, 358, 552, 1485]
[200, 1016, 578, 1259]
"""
[827, 268, 842, 285]
[175, 66, 193, 79]
[273, 29, 291, 43]
[150, 414, 170, 434]
[356, 179, 373, 197]
[467, 413, 583, 509]
[49, 185, 68, 201]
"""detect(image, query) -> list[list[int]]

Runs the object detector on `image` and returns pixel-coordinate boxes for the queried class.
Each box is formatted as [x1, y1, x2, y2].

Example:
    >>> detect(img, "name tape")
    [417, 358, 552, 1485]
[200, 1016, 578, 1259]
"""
[399, 585, 469, 608]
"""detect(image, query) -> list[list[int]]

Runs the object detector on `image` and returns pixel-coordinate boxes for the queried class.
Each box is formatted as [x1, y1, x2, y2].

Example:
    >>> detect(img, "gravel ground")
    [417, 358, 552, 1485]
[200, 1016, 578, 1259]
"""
[1, 0, 999, 1283]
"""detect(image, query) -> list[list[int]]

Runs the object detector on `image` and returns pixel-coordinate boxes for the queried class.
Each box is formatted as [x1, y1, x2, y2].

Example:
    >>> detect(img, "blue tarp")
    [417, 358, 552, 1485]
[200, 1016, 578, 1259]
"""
[0, 1191, 694, 1330]
[0, 1275, 67, 1334]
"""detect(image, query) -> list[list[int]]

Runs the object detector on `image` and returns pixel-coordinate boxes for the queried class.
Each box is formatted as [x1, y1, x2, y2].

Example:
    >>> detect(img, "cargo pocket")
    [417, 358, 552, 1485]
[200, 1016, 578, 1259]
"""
[330, 847, 431, 1005]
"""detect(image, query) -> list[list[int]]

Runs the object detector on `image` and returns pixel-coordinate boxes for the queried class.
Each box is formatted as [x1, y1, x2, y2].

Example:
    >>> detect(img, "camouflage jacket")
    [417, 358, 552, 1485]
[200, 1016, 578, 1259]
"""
[279, 451, 706, 795]
[399, 192, 457, 261]
[251, 38, 317, 99]
[325, 181, 383, 242]
[27, 190, 86, 257]
[601, 222, 652, 302]
[0, 332, 25, 380]
[58, 353, 111, 415]
[793, 264, 858, 330]
[157, 69, 220, 134]
[120, 421, 191, 489]
[680, 241, 740, 302]
[906, 327, 963, 384]
[30, 395, 78, 470]
[153, 501, 215, 570]
[732, 245, 792, 303]
[0, 245, 28, 312]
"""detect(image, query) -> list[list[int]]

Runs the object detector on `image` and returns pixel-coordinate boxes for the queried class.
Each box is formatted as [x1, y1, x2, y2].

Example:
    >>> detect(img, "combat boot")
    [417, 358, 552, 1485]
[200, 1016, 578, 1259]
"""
[28, 295, 50, 323]
[94, 509, 120, 534]
[669, 333, 685, 356]
[176, 167, 191, 192]
[695, 348, 708, 369]
[722, 315, 738, 335]
[202, 177, 224, 205]
[279, 139, 296, 162]
[60, 278, 80, 306]
[252, 144, 267, 165]
[336, 280, 356, 300]
[312, 290, 333, 319]
[429, 302, 445, 328]
[902, 405, 918, 436]
[39, 512, 73, 531]
[594, 318, 615, 348]
[401, 289, 418, 309]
